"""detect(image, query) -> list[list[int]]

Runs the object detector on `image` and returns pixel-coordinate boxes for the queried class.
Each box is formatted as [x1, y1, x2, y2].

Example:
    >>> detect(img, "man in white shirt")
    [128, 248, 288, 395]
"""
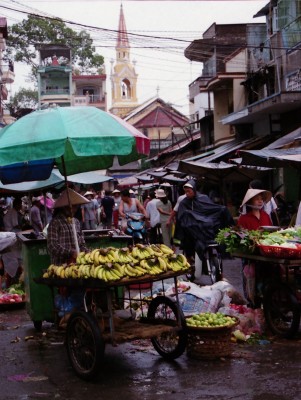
[146, 190, 160, 243]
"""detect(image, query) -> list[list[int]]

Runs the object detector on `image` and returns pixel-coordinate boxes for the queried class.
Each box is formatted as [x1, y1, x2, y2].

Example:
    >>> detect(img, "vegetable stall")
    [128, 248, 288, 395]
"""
[216, 226, 301, 338]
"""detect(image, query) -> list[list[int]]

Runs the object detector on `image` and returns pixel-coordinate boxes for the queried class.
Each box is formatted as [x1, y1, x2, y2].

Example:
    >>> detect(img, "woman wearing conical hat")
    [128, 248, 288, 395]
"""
[237, 189, 272, 230]
[237, 188, 273, 308]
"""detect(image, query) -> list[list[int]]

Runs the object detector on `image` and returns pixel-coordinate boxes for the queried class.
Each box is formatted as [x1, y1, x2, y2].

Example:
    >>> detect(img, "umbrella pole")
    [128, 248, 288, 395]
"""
[61, 156, 80, 255]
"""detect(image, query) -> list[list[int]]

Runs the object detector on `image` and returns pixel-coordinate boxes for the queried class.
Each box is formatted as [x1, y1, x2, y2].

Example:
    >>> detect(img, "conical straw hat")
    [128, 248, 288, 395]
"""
[54, 188, 90, 209]
[240, 189, 272, 208]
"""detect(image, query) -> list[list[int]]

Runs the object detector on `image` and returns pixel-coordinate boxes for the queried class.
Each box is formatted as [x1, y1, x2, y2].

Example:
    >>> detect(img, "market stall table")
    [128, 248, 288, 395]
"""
[231, 251, 301, 338]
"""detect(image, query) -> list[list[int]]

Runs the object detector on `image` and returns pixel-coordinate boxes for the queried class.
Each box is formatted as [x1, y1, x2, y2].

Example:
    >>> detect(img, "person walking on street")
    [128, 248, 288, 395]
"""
[30, 196, 43, 235]
[101, 190, 115, 229]
[145, 190, 160, 244]
[156, 188, 172, 247]
[81, 191, 97, 230]
[177, 180, 234, 264]
[112, 189, 122, 229]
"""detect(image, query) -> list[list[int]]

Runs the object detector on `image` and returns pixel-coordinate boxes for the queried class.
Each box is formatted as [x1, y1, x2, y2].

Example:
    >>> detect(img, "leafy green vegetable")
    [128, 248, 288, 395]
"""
[215, 227, 264, 254]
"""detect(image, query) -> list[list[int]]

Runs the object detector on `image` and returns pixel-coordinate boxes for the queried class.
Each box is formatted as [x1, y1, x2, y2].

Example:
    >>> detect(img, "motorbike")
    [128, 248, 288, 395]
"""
[125, 212, 149, 245]
[186, 240, 223, 284]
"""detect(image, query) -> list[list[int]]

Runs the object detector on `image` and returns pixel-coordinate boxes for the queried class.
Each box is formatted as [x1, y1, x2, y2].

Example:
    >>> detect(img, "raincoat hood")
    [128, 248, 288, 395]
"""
[183, 179, 197, 193]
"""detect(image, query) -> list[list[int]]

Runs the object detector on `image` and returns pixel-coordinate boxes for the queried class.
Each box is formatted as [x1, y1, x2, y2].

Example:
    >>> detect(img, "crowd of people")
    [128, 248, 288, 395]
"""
[1, 180, 301, 303]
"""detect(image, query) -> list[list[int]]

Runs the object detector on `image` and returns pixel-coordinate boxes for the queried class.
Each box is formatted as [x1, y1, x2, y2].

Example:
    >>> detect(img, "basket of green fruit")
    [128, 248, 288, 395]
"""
[185, 312, 239, 360]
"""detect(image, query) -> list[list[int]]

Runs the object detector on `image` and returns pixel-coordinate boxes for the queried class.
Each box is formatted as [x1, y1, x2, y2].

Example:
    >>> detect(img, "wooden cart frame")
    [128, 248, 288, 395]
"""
[36, 270, 189, 380]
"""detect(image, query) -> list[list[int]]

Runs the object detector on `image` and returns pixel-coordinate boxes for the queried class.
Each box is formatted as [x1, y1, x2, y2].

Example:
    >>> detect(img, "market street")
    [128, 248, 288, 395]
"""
[1, 258, 301, 400]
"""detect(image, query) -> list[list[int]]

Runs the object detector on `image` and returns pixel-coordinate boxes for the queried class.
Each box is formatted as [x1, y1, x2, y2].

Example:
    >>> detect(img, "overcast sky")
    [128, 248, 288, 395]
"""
[1, 0, 267, 116]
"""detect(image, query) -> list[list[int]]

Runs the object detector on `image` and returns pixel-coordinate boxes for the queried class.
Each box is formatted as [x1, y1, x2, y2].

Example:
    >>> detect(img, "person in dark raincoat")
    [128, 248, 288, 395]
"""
[177, 180, 234, 263]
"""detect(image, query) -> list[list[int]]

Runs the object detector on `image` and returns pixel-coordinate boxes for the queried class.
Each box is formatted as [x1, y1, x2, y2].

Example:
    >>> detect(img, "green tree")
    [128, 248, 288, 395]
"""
[6, 15, 104, 80]
[7, 88, 38, 118]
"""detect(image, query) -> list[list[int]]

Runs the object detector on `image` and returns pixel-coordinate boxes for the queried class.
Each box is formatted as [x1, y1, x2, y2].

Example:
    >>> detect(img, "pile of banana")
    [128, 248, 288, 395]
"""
[43, 243, 190, 283]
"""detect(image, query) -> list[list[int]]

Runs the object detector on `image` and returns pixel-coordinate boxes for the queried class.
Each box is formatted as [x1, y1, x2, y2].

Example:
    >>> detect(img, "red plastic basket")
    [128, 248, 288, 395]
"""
[257, 244, 301, 259]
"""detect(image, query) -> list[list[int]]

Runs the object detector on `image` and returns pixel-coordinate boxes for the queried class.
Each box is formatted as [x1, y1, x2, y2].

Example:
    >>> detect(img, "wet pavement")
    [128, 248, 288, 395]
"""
[1, 259, 301, 400]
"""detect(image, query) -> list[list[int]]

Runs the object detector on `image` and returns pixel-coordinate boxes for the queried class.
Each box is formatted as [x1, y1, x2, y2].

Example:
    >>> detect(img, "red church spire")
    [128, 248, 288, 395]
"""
[117, 4, 130, 48]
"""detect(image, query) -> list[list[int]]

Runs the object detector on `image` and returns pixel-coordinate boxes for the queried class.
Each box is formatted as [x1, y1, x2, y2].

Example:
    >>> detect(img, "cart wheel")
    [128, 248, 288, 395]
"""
[147, 296, 187, 360]
[33, 320, 42, 331]
[263, 282, 300, 339]
[208, 255, 222, 284]
[66, 311, 105, 380]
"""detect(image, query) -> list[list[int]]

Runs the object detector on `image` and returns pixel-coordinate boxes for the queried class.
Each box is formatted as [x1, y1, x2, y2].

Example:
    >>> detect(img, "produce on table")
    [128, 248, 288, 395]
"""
[215, 227, 263, 253]
[7, 283, 25, 295]
[257, 227, 301, 249]
[186, 312, 237, 328]
[0, 283, 25, 304]
[216, 227, 301, 253]
[42, 244, 190, 282]
[0, 293, 24, 304]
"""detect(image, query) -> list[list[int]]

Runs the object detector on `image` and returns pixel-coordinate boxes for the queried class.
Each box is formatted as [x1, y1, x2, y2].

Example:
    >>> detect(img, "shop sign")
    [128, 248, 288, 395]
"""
[286, 70, 301, 91]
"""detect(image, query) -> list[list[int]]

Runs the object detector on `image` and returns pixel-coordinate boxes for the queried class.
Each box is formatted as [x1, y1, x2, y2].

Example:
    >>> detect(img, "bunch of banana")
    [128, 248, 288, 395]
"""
[124, 262, 148, 278]
[139, 257, 164, 275]
[116, 247, 136, 264]
[135, 246, 155, 262]
[148, 244, 165, 257]
[43, 264, 60, 278]
[166, 254, 190, 272]
[95, 262, 124, 282]
[158, 243, 174, 256]
[54, 265, 68, 278]
[76, 251, 92, 265]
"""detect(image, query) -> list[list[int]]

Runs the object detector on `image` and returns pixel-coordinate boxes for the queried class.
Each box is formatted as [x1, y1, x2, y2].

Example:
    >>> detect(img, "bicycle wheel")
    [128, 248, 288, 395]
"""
[263, 282, 300, 339]
[208, 255, 222, 284]
[147, 296, 187, 360]
[66, 311, 105, 380]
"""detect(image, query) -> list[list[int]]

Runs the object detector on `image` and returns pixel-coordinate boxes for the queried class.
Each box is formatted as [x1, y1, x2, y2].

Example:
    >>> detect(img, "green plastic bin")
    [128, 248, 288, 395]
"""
[18, 233, 55, 331]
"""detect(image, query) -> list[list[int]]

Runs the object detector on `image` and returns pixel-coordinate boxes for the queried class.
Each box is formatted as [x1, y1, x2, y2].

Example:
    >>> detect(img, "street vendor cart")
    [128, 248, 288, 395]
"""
[231, 250, 301, 339]
[18, 230, 131, 330]
[35, 269, 188, 380]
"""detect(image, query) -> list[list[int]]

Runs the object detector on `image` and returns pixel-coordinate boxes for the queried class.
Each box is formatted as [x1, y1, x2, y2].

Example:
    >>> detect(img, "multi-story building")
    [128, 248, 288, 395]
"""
[184, 0, 301, 203]
[37, 44, 106, 110]
[185, 22, 266, 147]
[0, 17, 15, 125]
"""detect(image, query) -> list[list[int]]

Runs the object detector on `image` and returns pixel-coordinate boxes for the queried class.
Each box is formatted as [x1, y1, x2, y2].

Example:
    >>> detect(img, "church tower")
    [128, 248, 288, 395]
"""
[110, 4, 139, 118]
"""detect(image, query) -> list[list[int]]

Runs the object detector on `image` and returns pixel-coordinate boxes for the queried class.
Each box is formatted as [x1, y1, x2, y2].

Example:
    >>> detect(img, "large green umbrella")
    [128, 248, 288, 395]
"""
[0, 106, 150, 181]
[0, 106, 150, 253]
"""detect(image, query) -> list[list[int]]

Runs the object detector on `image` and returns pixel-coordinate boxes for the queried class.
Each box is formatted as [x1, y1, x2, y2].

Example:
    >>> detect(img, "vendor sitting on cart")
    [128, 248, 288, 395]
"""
[47, 188, 89, 266]
[237, 188, 273, 307]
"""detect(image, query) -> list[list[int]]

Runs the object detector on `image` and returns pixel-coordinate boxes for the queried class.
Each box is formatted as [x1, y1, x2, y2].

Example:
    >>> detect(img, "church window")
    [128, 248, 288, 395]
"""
[121, 79, 131, 99]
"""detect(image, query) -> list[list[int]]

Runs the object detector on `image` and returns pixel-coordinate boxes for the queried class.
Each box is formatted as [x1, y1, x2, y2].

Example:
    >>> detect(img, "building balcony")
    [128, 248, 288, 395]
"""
[41, 88, 70, 96]
[72, 94, 106, 110]
[40, 89, 71, 105]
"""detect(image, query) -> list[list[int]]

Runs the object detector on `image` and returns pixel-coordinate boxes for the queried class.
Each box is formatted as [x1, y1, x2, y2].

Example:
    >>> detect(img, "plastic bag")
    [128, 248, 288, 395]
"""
[0, 232, 17, 251]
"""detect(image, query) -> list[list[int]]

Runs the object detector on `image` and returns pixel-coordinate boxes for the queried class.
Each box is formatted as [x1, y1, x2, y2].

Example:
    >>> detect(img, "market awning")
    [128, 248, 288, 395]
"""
[161, 174, 188, 184]
[135, 174, 154, 183]
[266, 127, 301, 150]
[178, 160, 272, 183]
[197, 137, 268, 163]
[240, 148, 301, 168]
